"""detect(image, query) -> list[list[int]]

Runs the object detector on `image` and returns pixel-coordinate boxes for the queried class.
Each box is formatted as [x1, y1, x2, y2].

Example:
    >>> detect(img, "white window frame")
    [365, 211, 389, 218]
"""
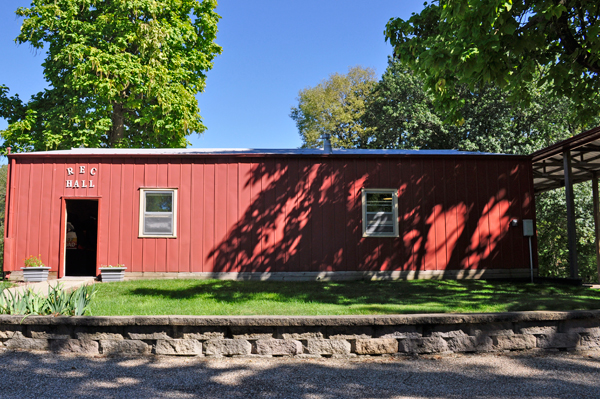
[139, 188, 178, 238]
[361, 188, 399, 238]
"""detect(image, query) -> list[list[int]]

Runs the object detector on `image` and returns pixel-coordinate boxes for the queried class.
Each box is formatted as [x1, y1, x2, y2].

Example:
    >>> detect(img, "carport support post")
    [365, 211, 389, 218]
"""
[564, 149, 578, 279]
[593, 173, 600, 283]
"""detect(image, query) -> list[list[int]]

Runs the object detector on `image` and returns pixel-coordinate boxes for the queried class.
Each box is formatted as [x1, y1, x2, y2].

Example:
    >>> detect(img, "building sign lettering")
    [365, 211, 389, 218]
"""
[66, 166, 97, 188]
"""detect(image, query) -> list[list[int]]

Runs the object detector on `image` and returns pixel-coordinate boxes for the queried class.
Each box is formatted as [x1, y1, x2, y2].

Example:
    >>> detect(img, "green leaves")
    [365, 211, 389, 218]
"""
[536, 184, 599, 282]
[293, 58, 597, 154]
[0, 283, 98, 316]
[385, 0, 600, 127]
[1, 0, 222, 152]
[290, 66, 377, 149]
[359, 58, 593, 154]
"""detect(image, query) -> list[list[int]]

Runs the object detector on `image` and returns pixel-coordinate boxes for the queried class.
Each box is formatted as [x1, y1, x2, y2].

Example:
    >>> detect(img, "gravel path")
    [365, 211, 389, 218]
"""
[1, 350, 599, 398]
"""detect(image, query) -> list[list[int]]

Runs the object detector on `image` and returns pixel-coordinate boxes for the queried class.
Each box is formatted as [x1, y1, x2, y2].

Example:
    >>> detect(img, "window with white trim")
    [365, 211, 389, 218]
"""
[361, 189, 399, 237]
[139, 189, 177, 238]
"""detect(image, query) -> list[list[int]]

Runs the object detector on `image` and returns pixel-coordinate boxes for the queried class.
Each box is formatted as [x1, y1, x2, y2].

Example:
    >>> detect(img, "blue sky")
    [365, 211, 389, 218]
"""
[0, 0, 425, 151]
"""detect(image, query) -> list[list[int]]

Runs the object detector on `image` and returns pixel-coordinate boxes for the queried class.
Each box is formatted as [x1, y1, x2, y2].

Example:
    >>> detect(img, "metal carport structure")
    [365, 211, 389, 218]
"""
[531, 126, 600, 281]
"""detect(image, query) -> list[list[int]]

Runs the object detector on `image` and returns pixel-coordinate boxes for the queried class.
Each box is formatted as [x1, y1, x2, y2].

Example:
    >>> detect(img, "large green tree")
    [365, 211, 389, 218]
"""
[362, 58, 585, 154]
[385, 0, 600, 125]
[361, 60, 447, 149]
[0, 0, 221, 152]
[290, 66, 377, 149]
[293, 59, 589, 154]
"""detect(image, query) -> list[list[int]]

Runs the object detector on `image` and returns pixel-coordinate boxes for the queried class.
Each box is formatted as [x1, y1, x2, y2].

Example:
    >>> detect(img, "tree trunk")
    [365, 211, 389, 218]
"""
[110, 102, 125, 147]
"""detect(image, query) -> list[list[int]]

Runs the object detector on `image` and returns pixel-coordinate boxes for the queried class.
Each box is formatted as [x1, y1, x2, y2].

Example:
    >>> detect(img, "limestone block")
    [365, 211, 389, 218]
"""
[255, 339, 302, 356]
[492, 334, 536, 350]
[100, 340, 150, 355]
[376, 325, 422, 339]
[155, 339, 202, 356]
[127, 332, 171, 340]
[469, 322, 514, 337]
[426, 325, 468, 338]
[536, 333, 580, 349]
[278, 326, 324, 340]
[76, 332, 124, 341]
[126, 326, 172, 340]
[50, 339, 99, 355]
[561, 320, 600, 335]
[28, 325, 72, 340]
[181, 326, 226, 340]
[231, 326, 275, 340]
[0, 327, 23, 339]
[398, 337, 448, 354]
[5, 336, 49, 351]
[430, 330, 467, 338]
[204, 339, 252, 356]
[578, 335, 600, 349]
[232, 333, 274, 340]
[583, 328, 600, 337]
[327, 326, 373, 340]
[183, 332, 225, 340]
[281, 332, 324, 340]
[354, 339, 398, 355]
[447, 336, 493, 353]
[516, 322, 558, 335]
[306, 339, 351, 355]
[30, 331, 71, 340]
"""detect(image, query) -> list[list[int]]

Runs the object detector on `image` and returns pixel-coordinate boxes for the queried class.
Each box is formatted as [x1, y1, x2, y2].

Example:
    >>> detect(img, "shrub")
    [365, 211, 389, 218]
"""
[0, 283, 97, 316]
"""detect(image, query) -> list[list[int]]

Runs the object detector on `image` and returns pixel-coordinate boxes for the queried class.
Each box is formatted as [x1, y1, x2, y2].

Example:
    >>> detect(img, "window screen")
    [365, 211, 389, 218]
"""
[139, 189, 177, 237]
[362, 189, 398, 237]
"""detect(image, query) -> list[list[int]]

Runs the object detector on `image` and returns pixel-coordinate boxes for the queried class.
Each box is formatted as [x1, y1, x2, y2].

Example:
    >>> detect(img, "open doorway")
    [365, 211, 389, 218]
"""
[65, 199, 98, 277]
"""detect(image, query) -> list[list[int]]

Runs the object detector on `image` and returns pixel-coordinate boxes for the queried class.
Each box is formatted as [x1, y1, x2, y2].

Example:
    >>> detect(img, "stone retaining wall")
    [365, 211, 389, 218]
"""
[1, 311, 599, 357]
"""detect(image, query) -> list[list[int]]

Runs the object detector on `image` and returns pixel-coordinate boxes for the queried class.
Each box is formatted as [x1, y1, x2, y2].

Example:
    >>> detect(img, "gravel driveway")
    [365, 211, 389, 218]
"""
[1, 350, 599, 398]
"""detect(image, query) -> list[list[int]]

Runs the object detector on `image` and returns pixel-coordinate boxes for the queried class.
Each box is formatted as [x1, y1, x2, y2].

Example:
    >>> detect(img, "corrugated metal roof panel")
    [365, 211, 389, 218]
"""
[9, 147, 511, 157]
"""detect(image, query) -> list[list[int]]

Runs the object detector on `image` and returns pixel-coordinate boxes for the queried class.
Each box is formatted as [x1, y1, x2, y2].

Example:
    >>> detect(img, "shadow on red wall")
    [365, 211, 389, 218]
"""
[207, 158, 533, 276]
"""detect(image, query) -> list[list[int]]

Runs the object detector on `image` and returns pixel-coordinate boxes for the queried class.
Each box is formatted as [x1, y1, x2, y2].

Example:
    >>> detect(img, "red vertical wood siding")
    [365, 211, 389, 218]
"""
[4, 155, 536, 275]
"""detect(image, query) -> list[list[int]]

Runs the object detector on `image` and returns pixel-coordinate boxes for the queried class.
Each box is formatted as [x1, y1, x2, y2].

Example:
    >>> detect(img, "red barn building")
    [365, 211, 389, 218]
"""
[3, 148, 536, 280]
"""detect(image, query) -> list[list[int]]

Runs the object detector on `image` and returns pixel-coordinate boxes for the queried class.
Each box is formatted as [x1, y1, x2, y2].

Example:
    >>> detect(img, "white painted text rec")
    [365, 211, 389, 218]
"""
[65, 166, 97, 188]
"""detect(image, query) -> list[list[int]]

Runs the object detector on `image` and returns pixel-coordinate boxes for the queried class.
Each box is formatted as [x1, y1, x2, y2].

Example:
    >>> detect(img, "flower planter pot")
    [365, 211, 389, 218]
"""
[21, 267, 51, 282]
[99, 267, 127, 282]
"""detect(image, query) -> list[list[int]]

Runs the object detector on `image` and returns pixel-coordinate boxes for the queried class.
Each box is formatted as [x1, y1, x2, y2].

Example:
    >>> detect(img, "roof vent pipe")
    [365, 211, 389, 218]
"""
[321, 134, 333, 154]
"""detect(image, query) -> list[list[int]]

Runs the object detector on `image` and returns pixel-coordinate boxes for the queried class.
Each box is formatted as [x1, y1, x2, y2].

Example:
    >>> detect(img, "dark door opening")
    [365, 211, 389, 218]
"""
[65, 200, 98, 277]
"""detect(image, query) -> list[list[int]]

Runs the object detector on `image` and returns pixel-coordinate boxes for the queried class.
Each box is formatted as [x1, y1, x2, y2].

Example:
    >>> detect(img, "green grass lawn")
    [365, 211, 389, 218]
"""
[89, 279, 600, 316]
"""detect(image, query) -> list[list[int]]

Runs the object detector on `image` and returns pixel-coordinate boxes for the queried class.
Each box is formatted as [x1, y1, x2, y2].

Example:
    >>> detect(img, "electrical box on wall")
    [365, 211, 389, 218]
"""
[523, 219, 534, 237]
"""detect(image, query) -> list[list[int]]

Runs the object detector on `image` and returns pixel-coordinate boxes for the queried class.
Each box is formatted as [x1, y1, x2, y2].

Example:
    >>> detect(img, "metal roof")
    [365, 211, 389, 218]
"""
[531, 126, 600, 193]
[9, 147, 516, 158]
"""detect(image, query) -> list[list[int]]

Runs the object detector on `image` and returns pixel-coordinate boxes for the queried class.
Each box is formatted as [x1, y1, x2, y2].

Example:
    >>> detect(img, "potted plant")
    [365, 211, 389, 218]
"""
[99, 264, 127, 282]
[21, 255, 51, 282]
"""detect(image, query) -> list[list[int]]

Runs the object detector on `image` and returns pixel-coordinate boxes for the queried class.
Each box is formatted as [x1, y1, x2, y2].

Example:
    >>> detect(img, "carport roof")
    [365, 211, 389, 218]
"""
[531, 126, 600, 193]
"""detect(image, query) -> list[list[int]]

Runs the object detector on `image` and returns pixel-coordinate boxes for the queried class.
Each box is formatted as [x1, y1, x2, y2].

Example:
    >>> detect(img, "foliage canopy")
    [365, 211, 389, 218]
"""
[385, 0, 600, 125]
[0, 0, 222, 152]
[365, 59, 590, 154]
[290, 66, 377, 149]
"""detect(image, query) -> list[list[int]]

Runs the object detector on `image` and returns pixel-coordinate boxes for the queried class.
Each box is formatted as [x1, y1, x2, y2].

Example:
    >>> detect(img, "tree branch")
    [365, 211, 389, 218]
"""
[554, 7, 600, 74]
[516, 14, 546, 34]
